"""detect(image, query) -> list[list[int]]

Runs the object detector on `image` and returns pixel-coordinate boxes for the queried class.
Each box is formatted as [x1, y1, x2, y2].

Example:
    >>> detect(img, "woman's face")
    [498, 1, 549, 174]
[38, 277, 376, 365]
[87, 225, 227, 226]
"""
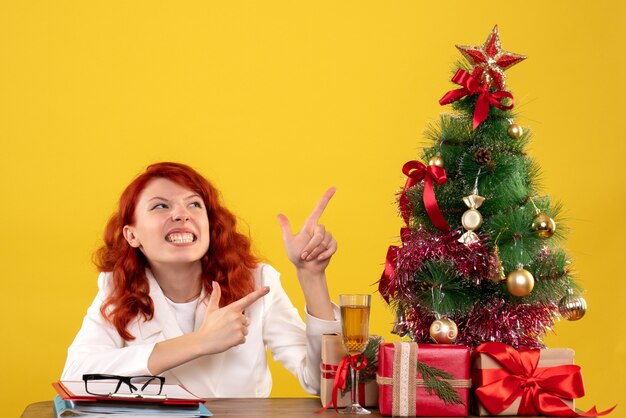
[123, 178, 210, 270]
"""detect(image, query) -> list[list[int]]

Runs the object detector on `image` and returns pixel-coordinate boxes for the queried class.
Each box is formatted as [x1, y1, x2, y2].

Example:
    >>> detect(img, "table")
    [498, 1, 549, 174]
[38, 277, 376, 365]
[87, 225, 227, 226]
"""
[21, 397, 594, 417]
[22, 398, 349, 417]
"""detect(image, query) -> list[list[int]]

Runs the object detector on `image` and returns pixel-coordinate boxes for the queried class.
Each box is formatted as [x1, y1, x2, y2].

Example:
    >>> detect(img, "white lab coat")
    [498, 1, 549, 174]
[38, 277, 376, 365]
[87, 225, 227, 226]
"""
[61, 264, 341, 397]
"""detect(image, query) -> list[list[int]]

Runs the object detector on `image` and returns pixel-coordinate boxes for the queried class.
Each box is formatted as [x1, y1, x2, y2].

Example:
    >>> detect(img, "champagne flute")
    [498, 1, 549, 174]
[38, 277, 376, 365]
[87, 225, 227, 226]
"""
[339, 294, 371, 415]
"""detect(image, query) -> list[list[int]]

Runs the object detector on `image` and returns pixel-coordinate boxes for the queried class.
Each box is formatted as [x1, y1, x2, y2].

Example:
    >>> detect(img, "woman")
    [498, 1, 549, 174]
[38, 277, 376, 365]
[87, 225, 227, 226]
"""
[61, 162, 341, 397]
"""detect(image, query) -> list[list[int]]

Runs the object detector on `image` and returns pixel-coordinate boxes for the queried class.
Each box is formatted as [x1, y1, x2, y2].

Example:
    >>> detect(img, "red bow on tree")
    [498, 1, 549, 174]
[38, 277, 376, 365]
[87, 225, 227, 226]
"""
[399, 160, 449, 231]
[379, 245, 399, 303]
[382, 158, 450, 304]
[378, 228, 411, 303]
[439, 68, 514, 130]
[474, 342, 615, 417]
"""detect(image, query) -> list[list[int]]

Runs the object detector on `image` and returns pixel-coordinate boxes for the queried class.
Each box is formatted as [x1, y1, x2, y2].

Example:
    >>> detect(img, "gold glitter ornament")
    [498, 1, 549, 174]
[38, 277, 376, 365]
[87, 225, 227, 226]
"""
[558, 290, 587, 321]
[391, 309, 410, 337]
[507, 123, 523, 139]
[429, 153, 444, 168]
[492, 246, 506, 283]
[532, 213, 556, 238]
[429, 317, 458, 344]
[506, 268, 535, 297]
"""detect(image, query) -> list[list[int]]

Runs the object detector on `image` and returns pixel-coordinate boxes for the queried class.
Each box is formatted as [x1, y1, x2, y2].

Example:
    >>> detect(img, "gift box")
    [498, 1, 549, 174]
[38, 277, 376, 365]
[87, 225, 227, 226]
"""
[376, 342, 471, 417]
[320, 334, 379, 409]
[472, 342, 582, 416]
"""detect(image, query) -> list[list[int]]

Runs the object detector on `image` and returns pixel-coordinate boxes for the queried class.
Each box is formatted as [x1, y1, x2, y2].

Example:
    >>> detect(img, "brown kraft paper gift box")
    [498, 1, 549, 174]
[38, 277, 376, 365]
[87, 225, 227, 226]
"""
[320, 334, 379, 408]
[473, 346, 575, 416]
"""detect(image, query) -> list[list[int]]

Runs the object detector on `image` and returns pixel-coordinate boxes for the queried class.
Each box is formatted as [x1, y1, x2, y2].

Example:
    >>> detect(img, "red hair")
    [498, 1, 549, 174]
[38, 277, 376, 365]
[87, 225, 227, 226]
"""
[94, 162, 258, 341]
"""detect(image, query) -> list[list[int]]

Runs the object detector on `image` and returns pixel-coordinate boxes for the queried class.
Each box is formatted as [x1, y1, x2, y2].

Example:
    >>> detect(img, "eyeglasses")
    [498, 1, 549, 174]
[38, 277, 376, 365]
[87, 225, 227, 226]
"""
[82, 374, 166, 399]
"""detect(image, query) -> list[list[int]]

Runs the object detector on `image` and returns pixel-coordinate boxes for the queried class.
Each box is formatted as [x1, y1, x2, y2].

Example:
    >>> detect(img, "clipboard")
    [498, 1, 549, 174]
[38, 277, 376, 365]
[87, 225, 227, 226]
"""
[53, 380, 205, 405]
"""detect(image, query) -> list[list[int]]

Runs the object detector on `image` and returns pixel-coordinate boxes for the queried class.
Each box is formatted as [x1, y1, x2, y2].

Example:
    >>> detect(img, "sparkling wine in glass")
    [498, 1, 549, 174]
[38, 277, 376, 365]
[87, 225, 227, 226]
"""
[339, 294, 371, 415]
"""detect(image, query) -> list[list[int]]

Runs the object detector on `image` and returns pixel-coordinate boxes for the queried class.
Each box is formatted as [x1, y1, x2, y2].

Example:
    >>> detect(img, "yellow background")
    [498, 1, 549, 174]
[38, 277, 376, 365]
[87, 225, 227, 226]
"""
[1, 1, 624, 416]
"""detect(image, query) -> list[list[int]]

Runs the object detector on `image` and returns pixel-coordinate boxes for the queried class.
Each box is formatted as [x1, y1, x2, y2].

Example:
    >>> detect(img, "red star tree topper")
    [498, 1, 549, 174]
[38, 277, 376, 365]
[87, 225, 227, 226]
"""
[456, 25, 526, 91]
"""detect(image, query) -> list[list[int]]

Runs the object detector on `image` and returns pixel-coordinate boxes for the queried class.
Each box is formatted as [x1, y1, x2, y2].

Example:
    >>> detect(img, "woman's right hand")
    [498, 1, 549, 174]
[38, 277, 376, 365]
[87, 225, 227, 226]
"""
[148, 281, 269, 375]
[194, 281, 270, 355]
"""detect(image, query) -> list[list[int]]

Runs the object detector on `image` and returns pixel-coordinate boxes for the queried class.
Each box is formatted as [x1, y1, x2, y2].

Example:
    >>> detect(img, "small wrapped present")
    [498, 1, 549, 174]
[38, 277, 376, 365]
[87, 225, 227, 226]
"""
[376, 342, 471, 417]
[472, 342, 612, 416]
[319, 334, 380, 409]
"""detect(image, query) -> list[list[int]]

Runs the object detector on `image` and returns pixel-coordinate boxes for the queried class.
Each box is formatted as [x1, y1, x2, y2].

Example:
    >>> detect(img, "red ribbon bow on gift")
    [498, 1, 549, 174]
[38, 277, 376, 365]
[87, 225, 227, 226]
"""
[399, 160, 450, 232]
[439, 68, 515, 130]
[474, 342, 615, 417]
[316, 354, 368, 413]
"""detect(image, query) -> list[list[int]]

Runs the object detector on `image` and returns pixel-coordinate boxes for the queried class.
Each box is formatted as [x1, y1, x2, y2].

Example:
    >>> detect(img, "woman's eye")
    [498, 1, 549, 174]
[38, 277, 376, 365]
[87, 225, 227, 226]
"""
[151, 203, 168, 210]
[190, 201, 203, 208]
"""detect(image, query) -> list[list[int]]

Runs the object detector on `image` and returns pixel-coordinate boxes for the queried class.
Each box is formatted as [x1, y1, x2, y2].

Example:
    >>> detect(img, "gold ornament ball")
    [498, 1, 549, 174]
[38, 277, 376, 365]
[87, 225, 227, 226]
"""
[429, 318, 458, 344]
[531, 213, 556, 238]
[558, 293, 587, 321]
[506, 268, 535, 297]
[429, 154, 444, 168]
[507, 124, 523, 139]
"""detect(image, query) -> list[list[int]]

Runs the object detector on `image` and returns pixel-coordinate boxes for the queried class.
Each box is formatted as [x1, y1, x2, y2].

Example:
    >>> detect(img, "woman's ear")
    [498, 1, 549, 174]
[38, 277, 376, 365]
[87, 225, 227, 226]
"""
[123, 225, 141, 248]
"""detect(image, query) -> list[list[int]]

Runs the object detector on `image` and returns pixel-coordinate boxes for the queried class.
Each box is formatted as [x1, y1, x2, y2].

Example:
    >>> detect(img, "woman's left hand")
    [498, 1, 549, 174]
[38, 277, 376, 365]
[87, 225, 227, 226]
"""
[277, 187, 337, 275]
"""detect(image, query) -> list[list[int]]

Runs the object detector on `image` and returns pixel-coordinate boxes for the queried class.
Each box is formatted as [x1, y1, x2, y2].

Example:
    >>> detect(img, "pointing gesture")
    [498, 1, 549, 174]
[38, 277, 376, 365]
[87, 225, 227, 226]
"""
[277, 187, 338, 274]
[147, 281, 270, 374]
[197, 281, 270, 354]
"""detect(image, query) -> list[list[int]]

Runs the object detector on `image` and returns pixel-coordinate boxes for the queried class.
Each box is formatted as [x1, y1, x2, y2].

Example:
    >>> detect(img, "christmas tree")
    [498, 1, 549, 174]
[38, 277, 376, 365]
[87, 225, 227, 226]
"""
[379, 26, 587, 349]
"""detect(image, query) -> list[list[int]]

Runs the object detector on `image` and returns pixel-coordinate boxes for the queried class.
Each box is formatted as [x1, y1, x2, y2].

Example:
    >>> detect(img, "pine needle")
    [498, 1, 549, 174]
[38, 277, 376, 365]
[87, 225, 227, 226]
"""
[415, 361, 465, 406]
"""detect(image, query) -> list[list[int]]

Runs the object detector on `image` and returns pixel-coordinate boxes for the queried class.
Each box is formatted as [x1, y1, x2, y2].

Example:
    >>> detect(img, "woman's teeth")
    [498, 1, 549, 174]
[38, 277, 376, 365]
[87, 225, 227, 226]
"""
[166, 233, 195, 243]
